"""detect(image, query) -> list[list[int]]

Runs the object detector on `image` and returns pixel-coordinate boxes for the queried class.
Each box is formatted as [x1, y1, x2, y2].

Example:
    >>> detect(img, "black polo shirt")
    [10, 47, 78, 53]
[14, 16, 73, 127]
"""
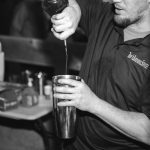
[66, 0, 150, 150]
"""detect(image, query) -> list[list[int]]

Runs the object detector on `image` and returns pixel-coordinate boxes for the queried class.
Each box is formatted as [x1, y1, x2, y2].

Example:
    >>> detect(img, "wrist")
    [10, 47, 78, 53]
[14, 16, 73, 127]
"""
[87, 95, 102, 114]
[69, 0, 81, 26]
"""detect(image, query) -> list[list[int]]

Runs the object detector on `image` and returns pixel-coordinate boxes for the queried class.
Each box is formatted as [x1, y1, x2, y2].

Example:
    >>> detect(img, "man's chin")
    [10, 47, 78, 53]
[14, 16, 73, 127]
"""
[114, 14, 141, 28]
[114, 15, 130, 28]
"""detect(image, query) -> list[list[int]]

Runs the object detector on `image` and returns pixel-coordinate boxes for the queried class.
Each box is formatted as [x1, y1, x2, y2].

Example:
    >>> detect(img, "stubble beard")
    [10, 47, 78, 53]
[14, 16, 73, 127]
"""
[114, 14, 141, 28]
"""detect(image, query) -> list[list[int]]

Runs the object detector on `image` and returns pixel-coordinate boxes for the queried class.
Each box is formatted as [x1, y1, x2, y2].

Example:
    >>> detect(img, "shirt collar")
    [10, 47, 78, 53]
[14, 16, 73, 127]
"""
[114, 25, 150, 47]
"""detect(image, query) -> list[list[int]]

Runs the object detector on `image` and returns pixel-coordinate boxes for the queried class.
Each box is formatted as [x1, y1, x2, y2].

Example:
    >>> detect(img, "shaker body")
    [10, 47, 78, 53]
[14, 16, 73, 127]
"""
[52, 75, 81, 139]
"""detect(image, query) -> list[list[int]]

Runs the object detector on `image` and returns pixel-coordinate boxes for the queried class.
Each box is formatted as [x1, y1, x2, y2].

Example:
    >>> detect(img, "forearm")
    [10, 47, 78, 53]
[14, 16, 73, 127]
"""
[54, 78, 150, 144]
[89, 97, 150, 145]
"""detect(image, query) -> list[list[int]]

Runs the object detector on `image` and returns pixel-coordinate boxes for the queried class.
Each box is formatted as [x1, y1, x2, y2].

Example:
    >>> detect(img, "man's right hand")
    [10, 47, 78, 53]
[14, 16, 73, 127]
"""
[51, 0, 81, 40]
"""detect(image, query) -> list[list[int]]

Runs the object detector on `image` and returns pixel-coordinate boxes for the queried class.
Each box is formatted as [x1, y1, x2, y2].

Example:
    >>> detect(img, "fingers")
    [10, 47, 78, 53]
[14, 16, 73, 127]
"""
[51, 12, 65, 20]
[51, 10, 76, 40]
[51, 16, 65, 26]
[51, 15, 75, 40]
[53, 78, 83, 107]
[54, 93, 77, 100]
[54, 85, 75, 94]
[54, 92, 79, 107]
[51, 13, 72, 27]
[51, 28, 74, 40]
[52, 21, 73, 32]
[57, 100, 75, 107]
[57, 78, 81, 87]
[55, 92, 79, 107]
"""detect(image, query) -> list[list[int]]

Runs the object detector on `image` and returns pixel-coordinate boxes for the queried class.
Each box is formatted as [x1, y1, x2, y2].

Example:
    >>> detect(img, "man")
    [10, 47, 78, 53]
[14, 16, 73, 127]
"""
[52, 0, 150, 149]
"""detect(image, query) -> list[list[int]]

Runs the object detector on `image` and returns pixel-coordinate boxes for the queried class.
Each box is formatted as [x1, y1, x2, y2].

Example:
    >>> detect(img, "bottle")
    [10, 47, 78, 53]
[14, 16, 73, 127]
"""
[44, 80, 52, 100]
[42, 0, 68, 17]
[0, 42, 5, 81]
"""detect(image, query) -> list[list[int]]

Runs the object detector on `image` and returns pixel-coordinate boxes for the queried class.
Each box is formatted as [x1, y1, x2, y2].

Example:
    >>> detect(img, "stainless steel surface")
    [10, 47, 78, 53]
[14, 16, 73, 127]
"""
[52, 75, 81, 139]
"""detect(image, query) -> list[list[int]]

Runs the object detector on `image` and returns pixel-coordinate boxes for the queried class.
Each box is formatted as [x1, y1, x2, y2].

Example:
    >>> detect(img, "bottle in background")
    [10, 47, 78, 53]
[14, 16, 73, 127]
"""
[0, 42, 5, 81]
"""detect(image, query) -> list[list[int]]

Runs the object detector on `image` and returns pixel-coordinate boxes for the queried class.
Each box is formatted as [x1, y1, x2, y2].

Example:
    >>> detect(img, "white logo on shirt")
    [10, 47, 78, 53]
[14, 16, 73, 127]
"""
[127, 52, 149, 69]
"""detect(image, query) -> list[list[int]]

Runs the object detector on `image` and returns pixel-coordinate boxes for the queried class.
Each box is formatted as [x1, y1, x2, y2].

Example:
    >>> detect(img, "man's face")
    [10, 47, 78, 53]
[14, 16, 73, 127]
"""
[112, 0, 149, 27]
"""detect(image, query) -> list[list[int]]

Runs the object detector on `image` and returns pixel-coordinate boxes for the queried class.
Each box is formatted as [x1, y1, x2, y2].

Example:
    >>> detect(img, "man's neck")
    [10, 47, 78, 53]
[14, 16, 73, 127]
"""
[124, 16, 150, 41]
[124, 27, 150, 42]
[125, 9, 150, 32]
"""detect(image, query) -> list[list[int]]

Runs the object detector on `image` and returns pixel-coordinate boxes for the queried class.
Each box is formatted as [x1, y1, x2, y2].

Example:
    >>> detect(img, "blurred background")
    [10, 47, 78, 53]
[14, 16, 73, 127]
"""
[0, 0, 88, 84]
[0, 0, 87, 150]
[0, 1, 112, 150]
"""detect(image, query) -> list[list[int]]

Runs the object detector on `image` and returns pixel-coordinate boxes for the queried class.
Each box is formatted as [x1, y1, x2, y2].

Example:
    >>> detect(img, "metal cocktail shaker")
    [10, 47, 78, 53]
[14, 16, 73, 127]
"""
[52, 75, 81, 139]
